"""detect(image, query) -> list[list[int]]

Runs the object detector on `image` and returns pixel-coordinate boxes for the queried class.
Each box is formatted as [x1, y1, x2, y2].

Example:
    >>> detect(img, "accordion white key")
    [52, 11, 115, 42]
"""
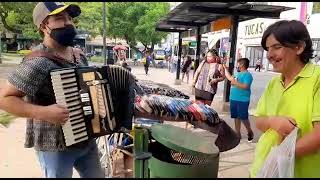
[50, 65, 135, 146]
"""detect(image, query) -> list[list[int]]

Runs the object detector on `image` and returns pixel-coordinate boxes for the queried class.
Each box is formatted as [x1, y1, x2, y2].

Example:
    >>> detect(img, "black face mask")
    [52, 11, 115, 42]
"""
[48, 25, 77, 47]
[236, 66, 241, 72]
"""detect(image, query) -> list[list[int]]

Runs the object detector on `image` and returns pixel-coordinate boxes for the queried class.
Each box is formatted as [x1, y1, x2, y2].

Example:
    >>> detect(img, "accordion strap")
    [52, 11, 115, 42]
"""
[24, 50, 68, 64]
[24, 48, 84, 65]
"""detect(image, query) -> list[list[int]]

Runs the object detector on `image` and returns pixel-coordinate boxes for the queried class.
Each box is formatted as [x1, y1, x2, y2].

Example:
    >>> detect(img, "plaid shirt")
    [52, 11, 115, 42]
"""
[7, 44, 89, 151]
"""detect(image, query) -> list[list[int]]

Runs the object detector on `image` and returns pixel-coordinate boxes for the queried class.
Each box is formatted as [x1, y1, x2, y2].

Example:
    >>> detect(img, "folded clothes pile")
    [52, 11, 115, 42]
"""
[135, 80, 190, 99]
[134, 94, 220, 125]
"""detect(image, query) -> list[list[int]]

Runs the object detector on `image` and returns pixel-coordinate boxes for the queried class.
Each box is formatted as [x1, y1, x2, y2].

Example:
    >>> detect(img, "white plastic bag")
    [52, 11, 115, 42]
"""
[256, 127, 298, 178]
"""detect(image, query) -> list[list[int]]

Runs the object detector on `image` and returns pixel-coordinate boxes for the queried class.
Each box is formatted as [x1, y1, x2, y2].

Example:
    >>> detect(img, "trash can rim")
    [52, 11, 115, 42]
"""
[150, 124, 219, 156]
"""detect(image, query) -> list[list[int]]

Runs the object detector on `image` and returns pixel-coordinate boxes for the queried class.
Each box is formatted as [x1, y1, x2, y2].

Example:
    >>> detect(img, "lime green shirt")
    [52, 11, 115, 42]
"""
[250, 63, 320, 178]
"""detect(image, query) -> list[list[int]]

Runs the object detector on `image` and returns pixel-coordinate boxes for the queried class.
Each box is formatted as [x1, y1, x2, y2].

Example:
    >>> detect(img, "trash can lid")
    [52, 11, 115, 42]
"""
[151, 124, 219, 156]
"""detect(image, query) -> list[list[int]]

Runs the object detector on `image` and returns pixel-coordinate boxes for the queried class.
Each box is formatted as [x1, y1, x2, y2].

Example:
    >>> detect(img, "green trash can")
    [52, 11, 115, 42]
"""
[148, 124, 220, 178]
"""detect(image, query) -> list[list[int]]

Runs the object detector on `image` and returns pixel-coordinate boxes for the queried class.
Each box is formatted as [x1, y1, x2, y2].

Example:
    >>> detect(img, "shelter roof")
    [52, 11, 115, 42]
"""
[156, 2, 294, 32]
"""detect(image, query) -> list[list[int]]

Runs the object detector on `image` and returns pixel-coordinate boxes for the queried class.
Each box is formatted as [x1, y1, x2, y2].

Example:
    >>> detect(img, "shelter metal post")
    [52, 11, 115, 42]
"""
[176, 32, 182, 80]
[195, 26, 201, 72]
[102, 2, 107, 65]
[223, 15, 239, 102]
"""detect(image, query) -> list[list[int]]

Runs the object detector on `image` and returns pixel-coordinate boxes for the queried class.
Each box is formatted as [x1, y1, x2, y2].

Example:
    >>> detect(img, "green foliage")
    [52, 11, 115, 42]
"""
[134, 2, 169, 50]
[107, 2, 144, 45]
[0, 2, 39, 39]
[107, 2, 170, 50]
[0, 112, 15, 127]
[90, 55, 104, 63]
[0, 2, 170, 49]
[312, 2, 320, 14]
[67, 2, 103, 38]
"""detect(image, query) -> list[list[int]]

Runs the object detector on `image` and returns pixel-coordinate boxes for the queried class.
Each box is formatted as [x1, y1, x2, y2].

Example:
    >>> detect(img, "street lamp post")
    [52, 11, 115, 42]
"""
[103, 2, 107, 65]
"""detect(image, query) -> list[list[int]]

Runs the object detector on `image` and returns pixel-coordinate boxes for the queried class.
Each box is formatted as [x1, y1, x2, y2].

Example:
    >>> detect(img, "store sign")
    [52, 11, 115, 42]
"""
[189, 41, 197, 48]
[211, 17, 232, 32]
[244, 22, 265, 39]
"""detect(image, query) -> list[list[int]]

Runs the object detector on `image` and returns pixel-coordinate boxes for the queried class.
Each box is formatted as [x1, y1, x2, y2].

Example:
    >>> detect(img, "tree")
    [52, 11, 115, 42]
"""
[107, 2, 170, 53]
[107, 3, 147, 46]
[134, 3, 169, 52]
[0, 2, 170, 50]
[0, 2, 38, 39]
[67, 2, 102, 38]
[0, 2, 104, 40]
[312, 2, 320, 14]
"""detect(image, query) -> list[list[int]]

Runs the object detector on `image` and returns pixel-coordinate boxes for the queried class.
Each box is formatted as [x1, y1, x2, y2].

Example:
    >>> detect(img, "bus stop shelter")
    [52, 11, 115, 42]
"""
[155, 2, 293, 102]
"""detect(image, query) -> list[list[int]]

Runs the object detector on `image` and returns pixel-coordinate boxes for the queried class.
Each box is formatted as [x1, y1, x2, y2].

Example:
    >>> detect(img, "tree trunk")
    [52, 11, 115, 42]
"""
[141, 42, 149, 53]
[150, 43, 154, 53]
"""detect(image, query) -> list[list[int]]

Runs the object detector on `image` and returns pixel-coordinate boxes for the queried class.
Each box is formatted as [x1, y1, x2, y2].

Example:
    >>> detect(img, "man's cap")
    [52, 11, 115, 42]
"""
[33, 2, 81, 28]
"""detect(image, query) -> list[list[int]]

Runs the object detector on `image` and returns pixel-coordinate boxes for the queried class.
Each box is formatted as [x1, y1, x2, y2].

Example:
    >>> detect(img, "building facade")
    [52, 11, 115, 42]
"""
[307, 13, 320, 63]
[165, 2, 316, 70]
[236, 2, 314, 70]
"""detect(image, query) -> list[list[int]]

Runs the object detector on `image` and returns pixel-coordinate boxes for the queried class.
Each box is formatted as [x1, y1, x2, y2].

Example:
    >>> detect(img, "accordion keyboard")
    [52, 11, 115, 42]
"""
[50, 65, 135, 146]
[51, 68, 89, 146]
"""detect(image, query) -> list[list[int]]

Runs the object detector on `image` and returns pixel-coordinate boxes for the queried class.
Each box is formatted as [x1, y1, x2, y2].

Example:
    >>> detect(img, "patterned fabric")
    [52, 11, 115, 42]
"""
[136, 80, 190, 99]
[195, 61, 221, 95]
[134, 94, 221, 125]
[7, 44, 88, 151]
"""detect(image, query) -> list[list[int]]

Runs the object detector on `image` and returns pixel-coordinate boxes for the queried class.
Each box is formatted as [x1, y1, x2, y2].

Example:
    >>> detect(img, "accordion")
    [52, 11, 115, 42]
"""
[50, 65, 135, 146]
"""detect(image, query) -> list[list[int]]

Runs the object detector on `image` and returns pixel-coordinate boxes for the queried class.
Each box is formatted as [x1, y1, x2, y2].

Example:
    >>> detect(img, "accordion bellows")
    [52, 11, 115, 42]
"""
[51, 65, 135, 146]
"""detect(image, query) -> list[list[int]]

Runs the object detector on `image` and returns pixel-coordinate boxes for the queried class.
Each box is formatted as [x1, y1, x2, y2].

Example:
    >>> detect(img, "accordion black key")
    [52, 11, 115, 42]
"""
[50, 65, 135, 146]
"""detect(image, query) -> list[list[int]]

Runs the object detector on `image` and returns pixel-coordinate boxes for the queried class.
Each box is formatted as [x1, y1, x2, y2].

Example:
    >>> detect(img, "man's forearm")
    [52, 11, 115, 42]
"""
[0, 96, 43, 119]
[295, 123, 320, 157]
[224, 68, 232, 80]
[255, 116, 271, 133]
[232, 80, 249, 89]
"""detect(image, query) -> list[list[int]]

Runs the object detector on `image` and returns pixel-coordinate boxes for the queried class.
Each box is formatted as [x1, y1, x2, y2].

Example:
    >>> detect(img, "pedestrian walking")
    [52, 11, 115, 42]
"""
[0, 2, 104, 178]
[192, 49, 225, 105]
[250, 20, 320, 178]
[223, 58, 254, 142]
[255, 58, 262, 72]
[143, 52, 152, 75]
[181, 56, 192, 84]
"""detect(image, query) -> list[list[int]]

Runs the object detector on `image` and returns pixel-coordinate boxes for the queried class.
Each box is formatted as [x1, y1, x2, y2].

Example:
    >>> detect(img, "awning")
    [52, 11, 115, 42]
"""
[156, 2, 294, 33]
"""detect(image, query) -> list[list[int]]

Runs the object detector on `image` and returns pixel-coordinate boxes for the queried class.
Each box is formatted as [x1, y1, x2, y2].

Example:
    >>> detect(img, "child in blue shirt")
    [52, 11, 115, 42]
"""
[223, 58, 254, 142]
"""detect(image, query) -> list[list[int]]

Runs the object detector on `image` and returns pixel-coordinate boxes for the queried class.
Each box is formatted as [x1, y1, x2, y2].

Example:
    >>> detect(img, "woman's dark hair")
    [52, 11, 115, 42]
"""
[237, 58, 250, 69]
[205, 49, 220, 63]
[210, 49, 219, 56]
[206, 49, 218, 57]
[261, 20, 313, 64]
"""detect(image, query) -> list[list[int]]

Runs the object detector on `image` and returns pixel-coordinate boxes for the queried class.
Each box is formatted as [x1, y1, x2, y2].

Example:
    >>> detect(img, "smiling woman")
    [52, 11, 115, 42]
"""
[250, 20, 320, 178]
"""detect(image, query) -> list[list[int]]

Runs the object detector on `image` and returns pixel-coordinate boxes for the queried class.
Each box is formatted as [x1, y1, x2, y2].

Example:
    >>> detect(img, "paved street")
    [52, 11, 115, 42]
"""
[0, 60, 278, 178]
